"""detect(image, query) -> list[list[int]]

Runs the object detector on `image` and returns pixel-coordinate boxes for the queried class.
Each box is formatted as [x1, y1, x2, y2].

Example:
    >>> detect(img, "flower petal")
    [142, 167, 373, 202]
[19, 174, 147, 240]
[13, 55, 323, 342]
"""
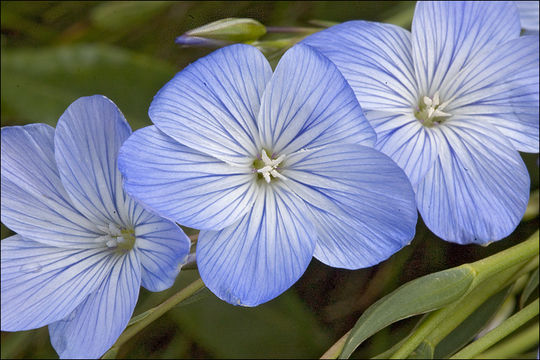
[118, 126, 257, 230]
[134, 211, 191, 292]
[1, 125, 101, 248]
[49, 250, 141, 359]
[416, 119, 530, 244]
[368, 112, 438, 187]
[281, 144, 417, 269]
[444, 35, 539, 153]
[1, 235, 116, 331]
[516, 1, 539, 33]
[149, 44, 272, 165]
[258, 43, 375, 155]
[302, 20, 417, 112]
[412, 1, 521, 96]
[196, 183, 317, 306]
[55, 95, 133, 226]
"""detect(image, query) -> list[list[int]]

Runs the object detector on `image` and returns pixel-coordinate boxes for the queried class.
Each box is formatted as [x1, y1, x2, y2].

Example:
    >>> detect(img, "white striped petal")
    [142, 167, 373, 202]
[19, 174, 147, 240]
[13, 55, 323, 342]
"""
[54, 95, 133, 227]
[149, 44, 272, 166]
[444, 35, 539, 153]
[258, 43, 375, 155]
[302, 20, 417, 112]
[1, 125, 101, 248]
[118, 126, 257, 230]
[196, 183, 317, 306]
[416, 119, 529, 244]
[49, 250, 141, 359]
[1, 235, 116, 331]
[412, 1, 521, 96]
[368, 112, 438, 187]
[281, 144, 417, 269]
[134, 211, 191, 292]
[517, 1, 539, 33]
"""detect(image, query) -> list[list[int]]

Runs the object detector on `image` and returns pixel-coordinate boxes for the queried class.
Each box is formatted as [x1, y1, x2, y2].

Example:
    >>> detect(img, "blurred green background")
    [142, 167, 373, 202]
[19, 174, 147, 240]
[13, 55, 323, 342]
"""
[1, 1, 538, 358]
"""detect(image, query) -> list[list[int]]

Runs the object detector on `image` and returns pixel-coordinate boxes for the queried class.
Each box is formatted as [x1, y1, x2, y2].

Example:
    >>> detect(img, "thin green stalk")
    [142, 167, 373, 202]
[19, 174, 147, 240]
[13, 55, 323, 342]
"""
[450, 298, 539, 359]
[321, 330, 351, 359]
[389, 233, 539, 359]
[474, 322, 539, 359]
[101, 278, 205, 359]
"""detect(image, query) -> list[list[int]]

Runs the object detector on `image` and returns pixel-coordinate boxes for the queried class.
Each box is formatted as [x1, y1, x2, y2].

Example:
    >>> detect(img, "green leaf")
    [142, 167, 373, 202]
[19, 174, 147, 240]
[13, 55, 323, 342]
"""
[433, 285, 511, 358]
[1, 44, 176, 130]
[339, 265, 475, 358]
[520, 268, 539, 308]
[407, 341, 434, 359]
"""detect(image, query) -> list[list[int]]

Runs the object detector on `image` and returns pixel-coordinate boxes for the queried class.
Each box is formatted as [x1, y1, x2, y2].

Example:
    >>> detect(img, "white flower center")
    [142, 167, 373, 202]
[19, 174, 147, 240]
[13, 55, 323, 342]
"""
[254, 149, 287, 183]
[415, 91, 452, 127]
[96, 222, 135, 251]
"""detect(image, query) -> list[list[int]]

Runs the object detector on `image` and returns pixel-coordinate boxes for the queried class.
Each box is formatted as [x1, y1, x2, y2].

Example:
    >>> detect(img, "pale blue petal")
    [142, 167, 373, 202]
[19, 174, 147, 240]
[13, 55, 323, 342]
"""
[367, 112, 438, 187]
[281, 144, 417, 269]
[444, 35, 539, 153]
[302, 20, 417, 112]
[412, 1, 521, 96]
[196, 183, 317, 306]
[517, 1, 539, 33]
[416, 119, 529, 244]
[49, 250, 141, 359]
[1, 235, 116, 331]
[258, 43, 375, 155]
[149, 44, 272, 166]
[1, 125, 101, 248]
[55, 95, 133, 227]
[134, 211, 190, 292]
[118, 126, 257, 230]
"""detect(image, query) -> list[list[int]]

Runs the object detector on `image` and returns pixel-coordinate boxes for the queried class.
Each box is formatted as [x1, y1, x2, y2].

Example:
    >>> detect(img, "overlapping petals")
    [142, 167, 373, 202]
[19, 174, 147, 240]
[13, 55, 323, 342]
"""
[149, 44, 272, 166]
[416, 120, 529, 244]
[281, 144, 417, 268]
[55, 95, 133, 226]
[1, 125, 103, 248]
[197, 183, 317, 306]
[258, 44, 375, 154]
[1, 95, 190, 359]
[304, 1, 539, 244]
[119, 126, 257, 230]
[49, 251, 141, 359]
[120, 43, 418, 306]
[1, 235, 116, 330]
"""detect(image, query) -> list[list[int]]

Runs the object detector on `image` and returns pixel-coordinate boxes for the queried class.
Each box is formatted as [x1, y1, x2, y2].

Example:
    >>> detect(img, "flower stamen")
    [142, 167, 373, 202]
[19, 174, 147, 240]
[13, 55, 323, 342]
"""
[97, 223, 136, 252]
[254, 150, 287, 183]
[415, 90, 452, 127]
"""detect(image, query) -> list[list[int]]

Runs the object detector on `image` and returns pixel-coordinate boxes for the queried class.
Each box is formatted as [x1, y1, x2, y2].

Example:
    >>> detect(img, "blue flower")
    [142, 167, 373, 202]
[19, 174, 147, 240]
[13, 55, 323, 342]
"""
[0, 95, 191, 358]
[303, 1, 539, 244]
[517, 1, 539, 34]
[118, 43, 418, 306]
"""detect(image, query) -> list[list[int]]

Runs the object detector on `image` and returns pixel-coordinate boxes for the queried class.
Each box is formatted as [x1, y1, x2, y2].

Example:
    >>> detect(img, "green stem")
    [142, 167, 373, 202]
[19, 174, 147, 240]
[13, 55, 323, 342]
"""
[389, 233, 539, 359]
[450, 298, 539, 359]
[101, 278, 205, 359]
[321, 330, 350, 359]
[472, 231, 538, 284]
[474, 322, 539, 359]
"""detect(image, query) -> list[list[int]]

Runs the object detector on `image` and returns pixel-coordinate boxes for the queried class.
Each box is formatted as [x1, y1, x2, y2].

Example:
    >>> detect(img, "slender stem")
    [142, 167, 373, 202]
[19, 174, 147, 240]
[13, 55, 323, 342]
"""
[474, 322, 539, 359]
[472, 231, 538, 284]
[102, 278, 205, 358]
[389, 234, 538, 359]
[450, 298, 539, 359]
[320, 330, 350, 359]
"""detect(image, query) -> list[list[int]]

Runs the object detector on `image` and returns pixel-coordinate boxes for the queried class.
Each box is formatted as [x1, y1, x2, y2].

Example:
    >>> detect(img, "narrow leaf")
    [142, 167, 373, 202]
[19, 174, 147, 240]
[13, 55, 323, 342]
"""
[340, 265, 475, 358]
[520, 268, 539, 308]
[407, 341, 434, 359]
[433, 285, 511, 358]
